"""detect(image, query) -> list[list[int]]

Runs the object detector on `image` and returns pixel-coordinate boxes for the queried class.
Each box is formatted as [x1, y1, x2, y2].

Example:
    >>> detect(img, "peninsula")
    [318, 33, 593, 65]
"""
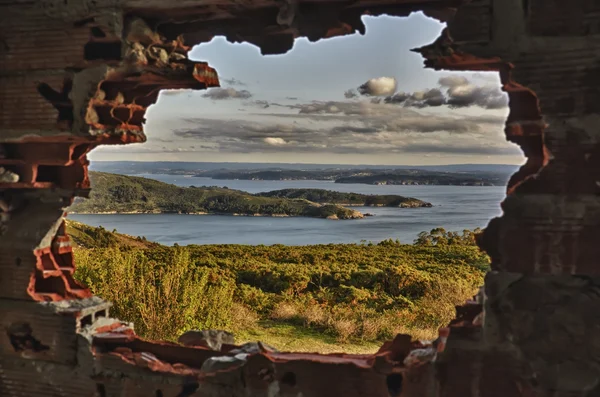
[69, 172, 431, 219]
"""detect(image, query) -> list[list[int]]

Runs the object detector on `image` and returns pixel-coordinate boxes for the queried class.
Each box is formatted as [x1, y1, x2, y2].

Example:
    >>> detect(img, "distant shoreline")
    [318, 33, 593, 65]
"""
[70, 211, 289, 217]
[68, 211, 356, 219]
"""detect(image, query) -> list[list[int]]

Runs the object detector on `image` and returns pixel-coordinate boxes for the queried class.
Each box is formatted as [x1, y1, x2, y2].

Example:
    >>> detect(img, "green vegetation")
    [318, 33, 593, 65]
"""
[197, 168, 509, 186]
[258, 189, 431, 207]
[69, 172, 364, 219]
[69, 221, 488, 352]
[335, 171, 501, 186]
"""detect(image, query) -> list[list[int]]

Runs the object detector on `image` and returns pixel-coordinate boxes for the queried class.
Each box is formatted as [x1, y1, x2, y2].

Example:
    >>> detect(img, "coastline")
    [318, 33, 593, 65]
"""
[67, 211, 363, 219]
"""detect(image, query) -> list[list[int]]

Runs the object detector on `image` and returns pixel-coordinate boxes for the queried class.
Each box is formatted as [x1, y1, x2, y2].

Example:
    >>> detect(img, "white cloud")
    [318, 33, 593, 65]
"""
[357, 77, 397, 97]
[264, 137, 287, 146]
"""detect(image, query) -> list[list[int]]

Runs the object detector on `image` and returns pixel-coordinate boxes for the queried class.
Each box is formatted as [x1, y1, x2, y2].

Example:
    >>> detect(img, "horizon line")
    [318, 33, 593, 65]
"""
[90, 160, 522, 166]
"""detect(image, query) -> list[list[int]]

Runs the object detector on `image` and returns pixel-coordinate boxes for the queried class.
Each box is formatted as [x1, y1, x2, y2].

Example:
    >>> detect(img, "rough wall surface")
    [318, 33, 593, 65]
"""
[0, 0, 598, 396]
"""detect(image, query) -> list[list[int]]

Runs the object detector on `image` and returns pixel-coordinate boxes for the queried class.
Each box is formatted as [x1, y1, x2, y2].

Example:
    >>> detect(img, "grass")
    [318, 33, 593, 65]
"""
[69, 221, 488, 352]
[236, 320, 382, 354]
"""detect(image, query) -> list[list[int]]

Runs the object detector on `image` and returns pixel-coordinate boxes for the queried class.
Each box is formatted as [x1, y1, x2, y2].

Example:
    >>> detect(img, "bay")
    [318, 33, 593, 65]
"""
[69, 174, 506, 246]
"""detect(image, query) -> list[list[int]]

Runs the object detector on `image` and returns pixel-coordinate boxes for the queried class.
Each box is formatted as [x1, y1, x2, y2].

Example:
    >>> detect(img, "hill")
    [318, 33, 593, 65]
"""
[257, 188, 431, 207]
[69, 172, 364, 219]
[68, 222, 488, 353]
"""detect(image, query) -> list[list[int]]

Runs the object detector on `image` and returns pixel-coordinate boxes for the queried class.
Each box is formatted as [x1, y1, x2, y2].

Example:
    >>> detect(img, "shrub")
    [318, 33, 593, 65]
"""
[230, 303, 260, 333]
[74, 247, 235, 340]
[270, 301, 299, 321]
[71, 224, 488, 344]
[331, 317, 357, 342]
[300, 302, 327, 327]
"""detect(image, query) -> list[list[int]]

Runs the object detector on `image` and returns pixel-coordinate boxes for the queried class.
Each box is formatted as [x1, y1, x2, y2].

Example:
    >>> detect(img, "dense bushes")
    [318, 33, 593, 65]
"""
[69, 172, 361, 219]
[258, 188, 427, 207]
[72, 227, 488, 344]
[74, 247, 235, 339]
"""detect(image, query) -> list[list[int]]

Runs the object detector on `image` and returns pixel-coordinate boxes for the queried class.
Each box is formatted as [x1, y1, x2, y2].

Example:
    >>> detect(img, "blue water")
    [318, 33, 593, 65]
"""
[69, 174, 505, 246]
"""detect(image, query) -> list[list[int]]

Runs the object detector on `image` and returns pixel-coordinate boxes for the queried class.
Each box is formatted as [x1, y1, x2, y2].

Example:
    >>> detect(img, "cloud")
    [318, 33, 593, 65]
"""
[253, 100, 270, 108]
[221, 77, 246, 86]
[382, 75, 508, 110]
[202, 87, 252, 100]
[172, 98, 512, 157]
[357, 77, 397, 96]
[264, 137, 287, 146]
[344, 89, 358, 99]
[385, 89, 446, 108]
[438, 76, 469, 88]
[445, 84, 508, 109]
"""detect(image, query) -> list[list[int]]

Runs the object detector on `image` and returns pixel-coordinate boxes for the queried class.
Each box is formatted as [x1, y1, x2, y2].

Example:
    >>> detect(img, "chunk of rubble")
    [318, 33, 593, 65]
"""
[199, 341, 280, 373]
[0, 167, 19, 183]
[178, 329, 235, 351]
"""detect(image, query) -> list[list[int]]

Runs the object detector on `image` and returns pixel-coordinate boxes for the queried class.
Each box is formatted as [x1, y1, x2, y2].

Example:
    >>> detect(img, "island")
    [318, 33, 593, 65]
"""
[258, 189, 432, 208]
[69, 172, 432, 220]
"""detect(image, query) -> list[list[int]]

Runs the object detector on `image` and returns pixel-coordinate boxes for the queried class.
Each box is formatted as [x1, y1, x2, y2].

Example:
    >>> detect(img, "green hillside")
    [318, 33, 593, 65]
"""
[258, 188, 431, 207]
[68, 221, 488, 352]
[69, 172, 363, 219]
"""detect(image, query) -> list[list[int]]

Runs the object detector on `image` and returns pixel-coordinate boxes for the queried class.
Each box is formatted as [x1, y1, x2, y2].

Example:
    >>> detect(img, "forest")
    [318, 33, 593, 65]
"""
[258, 188, 431, 207]
[69, 172, 364, 219]
[69, 221, 487, 352]
[69, 172, 432, 218]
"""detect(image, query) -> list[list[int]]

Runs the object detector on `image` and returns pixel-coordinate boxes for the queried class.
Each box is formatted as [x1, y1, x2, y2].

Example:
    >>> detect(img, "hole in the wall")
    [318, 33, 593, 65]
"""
[15, 257, 22, 267]
[53, 251, 74, 270]
[82, 12, 533, 351]
[37, 166, 61, 183]
[156, 390, 164, 397]
[80, 314, 93, 328]
[96, 309, 107, 318]
[7, 322, 50, 353]
[39, 252, 57, 271]
[34, 271, 68, 296]
[386, 373, 403, 397]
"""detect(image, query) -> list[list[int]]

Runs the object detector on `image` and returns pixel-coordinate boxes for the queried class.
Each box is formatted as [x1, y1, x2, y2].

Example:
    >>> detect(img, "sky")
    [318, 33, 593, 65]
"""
[91, 12, 523, 166]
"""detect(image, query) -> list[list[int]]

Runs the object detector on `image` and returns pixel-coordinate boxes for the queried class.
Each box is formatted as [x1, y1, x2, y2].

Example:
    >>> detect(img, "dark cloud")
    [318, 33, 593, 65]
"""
[255, 100, 492, 135]
[381, 75, 508, 110]
[385, 89, 446, 108]
[344, 89, 358, 99]
[221, 77, 246, 86]
[172, 96, 510, 156]
[330, 126, 381, 134]
[202, 87, 252, 100]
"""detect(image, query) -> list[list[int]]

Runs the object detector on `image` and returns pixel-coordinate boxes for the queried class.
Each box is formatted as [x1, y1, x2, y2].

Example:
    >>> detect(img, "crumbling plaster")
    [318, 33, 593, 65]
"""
[1, 0, 600, 396]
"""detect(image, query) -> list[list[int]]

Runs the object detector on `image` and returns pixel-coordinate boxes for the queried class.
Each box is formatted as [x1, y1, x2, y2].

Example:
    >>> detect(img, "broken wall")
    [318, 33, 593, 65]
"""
[1, 0, 600, 396]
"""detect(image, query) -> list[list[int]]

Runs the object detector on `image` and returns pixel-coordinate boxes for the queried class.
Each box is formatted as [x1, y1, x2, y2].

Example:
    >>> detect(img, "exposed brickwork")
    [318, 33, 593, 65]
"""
[1, 0, 600, 396]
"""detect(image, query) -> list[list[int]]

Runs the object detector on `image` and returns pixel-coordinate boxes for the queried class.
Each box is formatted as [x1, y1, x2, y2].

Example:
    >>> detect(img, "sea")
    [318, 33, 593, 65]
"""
[69, 174, 506, 246]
